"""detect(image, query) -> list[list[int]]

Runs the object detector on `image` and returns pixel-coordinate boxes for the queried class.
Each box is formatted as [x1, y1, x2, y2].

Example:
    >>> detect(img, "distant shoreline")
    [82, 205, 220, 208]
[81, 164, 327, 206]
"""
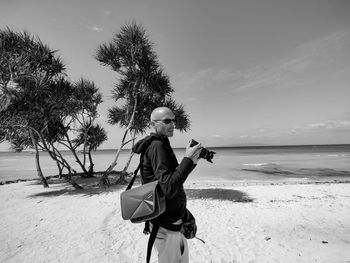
[1, 143, 349, 153]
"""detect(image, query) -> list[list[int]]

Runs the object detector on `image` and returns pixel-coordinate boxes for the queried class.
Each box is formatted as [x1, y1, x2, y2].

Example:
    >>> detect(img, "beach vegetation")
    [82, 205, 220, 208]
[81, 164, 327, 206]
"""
[55, 78, 106, 177]
[72, 123, 108, 174]
[0, 28, 66, 187]
[95, 21, 190, 186]
[0, 28, 106, 188]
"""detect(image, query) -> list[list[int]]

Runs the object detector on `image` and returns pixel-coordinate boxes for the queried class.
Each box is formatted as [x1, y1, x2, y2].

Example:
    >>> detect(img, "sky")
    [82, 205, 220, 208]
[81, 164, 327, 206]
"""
[1, 0, 350, 150]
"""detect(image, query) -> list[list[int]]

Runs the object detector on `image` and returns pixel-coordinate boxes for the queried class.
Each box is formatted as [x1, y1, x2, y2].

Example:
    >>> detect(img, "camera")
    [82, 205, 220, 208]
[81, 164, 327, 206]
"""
[190, 139, 216, 163]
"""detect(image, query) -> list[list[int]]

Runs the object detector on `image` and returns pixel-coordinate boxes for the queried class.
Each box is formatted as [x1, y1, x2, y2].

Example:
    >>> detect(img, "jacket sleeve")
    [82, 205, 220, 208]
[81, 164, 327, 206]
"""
[148, 141, 195, 199]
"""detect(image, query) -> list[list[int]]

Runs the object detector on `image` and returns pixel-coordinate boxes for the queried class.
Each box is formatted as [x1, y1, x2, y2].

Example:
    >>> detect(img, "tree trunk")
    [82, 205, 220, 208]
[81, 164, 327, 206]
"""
[100, 96, 138, 187]
[29, 129, 49, 188]
[39, 140, 83, 189]
[46, 142, 75, 176]
[56, 161, 63, 178]
[118, 130, 136, 184]
[100, 138, 126, 185]
[13, 125, 83, 189]
[88, 148, 94, 174]
[65, 133, 93, 177]
[82, 128, 90, 167]
[116, 151, 134, 185]
[122, 150, 134, 174]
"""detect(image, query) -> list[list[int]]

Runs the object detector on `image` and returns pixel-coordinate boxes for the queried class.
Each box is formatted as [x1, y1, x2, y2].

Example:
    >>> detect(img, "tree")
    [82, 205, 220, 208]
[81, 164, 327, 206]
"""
[72, 123, 107, 174]
[95, 22, 190, 186]
[1, 28, 108, 188]
[57, 78, 104, 177]
[0, 76, 84, 188]
[0, 28, 65, 187]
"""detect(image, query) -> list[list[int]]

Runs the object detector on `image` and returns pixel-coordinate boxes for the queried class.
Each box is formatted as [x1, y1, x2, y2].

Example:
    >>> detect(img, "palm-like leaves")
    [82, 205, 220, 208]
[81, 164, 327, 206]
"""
[164, 98, 191, 132]
[72, 78, 102, 114]
[95, 22, 189, 135]
[0, 28, 69, 187]
[1, 27, 106, 186]
[0, 81, 20, 111]
[96, 22, 158, 73]
[1, 28, 68, 141]
[73, 124, 107, 151]
[0, 28, 65, 83]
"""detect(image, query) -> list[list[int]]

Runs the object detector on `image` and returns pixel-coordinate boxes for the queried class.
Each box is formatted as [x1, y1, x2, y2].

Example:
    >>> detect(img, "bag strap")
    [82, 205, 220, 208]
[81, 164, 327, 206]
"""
[126, 136, 158, 191]
[146, 223, 159, 263]
[125, 161, 141, 191]
[125, 136, 161, 262]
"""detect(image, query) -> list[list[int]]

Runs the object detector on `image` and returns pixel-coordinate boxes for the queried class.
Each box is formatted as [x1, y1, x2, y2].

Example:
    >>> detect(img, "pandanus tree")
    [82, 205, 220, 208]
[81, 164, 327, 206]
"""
[72, 123, 107, 174]
[58, 78, 105, 177]
[0, 73, 83, 189]
[0, 28, 65, 187]
[0, 28, 105, 188]
[95, 22, 190, 186]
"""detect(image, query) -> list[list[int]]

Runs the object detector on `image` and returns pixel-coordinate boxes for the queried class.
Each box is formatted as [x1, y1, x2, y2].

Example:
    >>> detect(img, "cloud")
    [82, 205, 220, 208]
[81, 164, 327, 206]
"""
[104, 11, 112, 15]
[234, 119, 350, 141]
[175, 68, 242, 93]
[306, 120, 350, 131]
[88, 25, 103, 32]
[177, 28, 350, 93]
[237, 128, 283, 140]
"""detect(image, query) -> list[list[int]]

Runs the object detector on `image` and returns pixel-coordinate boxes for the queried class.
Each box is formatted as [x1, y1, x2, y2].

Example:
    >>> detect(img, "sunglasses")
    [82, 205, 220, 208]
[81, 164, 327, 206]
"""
[153, 118, 177, 124]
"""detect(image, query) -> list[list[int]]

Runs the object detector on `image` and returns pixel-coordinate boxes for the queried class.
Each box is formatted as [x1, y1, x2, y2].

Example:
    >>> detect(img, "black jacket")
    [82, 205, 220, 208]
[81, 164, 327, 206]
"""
[133, 133, 196, 224]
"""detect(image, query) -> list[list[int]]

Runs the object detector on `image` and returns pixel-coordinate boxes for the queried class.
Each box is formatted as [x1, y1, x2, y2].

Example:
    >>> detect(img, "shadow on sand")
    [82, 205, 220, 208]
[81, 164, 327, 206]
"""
[27, 176, 254, 202]
[186, 188, 254, 202]
[27, 175, 127, 198]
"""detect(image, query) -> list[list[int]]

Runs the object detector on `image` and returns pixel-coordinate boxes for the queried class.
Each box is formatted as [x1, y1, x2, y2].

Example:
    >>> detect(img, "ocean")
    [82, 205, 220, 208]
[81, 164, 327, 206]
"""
[1, 144, 350, 183]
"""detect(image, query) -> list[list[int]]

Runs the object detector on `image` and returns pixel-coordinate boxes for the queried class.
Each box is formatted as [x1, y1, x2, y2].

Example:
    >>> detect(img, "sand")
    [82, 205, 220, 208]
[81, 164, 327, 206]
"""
[1, 178, 350, 263]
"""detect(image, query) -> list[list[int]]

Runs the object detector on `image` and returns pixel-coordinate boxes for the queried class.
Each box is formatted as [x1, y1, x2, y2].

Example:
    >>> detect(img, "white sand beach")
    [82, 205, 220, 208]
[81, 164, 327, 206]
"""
[1, 178, 350, 263]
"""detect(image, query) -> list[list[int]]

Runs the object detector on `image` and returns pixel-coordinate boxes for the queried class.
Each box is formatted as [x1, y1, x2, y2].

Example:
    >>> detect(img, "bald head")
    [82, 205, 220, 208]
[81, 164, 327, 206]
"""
[150, 107, 175, 121]
[150, 107, 176, 137]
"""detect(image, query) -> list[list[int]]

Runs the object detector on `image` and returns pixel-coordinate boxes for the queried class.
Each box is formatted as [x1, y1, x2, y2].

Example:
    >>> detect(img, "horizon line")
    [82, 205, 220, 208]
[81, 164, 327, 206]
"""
[0, 143, 349, 153]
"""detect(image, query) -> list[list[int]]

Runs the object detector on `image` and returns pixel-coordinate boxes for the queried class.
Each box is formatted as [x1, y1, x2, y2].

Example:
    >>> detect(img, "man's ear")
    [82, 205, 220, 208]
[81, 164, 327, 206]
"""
[149, 121, 156, 129]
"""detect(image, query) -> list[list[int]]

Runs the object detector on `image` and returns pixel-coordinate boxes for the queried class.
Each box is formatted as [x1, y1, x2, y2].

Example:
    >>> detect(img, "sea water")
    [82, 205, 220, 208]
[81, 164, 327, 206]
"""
[0, 145, 349, 183]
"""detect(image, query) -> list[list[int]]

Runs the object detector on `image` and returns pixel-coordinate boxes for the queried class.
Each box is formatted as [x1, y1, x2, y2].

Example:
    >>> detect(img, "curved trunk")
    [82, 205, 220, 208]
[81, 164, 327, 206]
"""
[65, 133, 92, 177]
[82, 125, 91, 167]
[29, 129, 49, 188]
[101, 141, 125, 184]
[122, 150, 134, 174]
[120, 130, 136, 182]
[37, 135, 83, 189]
[48, 148, 83, 189]
[88, 147, 94, 174]
[100, 96, 138, 186]
[56, 161, 63, 178]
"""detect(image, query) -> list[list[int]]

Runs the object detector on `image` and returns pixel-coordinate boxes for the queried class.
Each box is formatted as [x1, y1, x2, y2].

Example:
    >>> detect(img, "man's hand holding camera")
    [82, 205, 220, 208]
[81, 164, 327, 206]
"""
[186, 139, 216, 164]
[186, 142, 202, 164]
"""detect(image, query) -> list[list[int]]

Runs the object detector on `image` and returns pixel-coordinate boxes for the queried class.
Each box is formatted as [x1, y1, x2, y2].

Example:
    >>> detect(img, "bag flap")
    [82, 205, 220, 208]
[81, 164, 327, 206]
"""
[120, 181, 158, 220]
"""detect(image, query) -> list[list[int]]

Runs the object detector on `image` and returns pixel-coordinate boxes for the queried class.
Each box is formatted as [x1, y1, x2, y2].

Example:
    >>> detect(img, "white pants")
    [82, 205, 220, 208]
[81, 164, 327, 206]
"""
[153, 226, 189, 263]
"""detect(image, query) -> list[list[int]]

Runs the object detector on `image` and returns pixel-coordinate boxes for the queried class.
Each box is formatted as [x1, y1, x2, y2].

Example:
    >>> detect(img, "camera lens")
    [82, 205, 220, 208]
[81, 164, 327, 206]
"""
[190, 139, 216, 163]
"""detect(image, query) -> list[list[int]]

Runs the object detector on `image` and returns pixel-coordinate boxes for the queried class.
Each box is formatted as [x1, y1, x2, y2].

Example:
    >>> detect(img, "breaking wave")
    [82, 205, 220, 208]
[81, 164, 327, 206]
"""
[242, 163, 350, 177]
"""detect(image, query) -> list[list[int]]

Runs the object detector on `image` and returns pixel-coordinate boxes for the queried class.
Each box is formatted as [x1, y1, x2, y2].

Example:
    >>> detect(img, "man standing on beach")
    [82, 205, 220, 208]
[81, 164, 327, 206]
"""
[133, 107, 202, 263]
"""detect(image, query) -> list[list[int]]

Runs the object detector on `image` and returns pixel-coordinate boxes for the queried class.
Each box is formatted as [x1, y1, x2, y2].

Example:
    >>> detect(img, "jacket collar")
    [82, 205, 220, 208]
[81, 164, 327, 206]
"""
[132, 133, 171, 154]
